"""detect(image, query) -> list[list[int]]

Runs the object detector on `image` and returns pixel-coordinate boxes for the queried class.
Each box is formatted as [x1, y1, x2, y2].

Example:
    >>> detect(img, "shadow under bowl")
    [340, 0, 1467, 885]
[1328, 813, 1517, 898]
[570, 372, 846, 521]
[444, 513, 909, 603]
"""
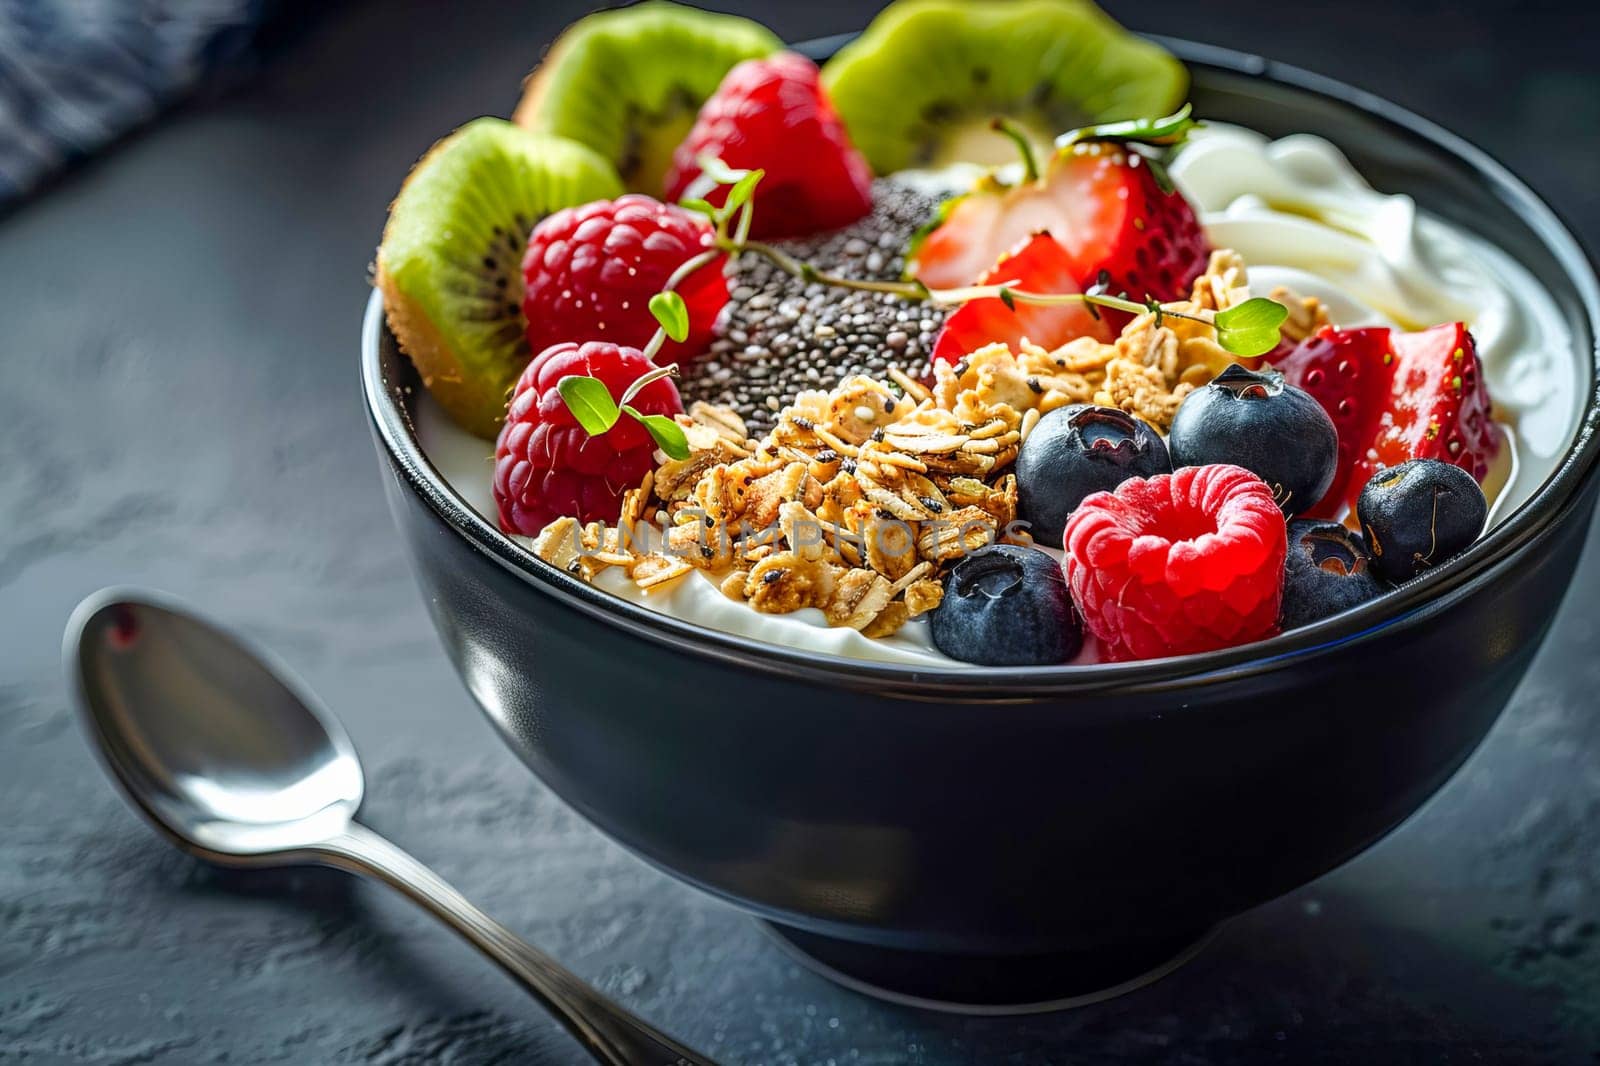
[361, 38, 1600, 1010]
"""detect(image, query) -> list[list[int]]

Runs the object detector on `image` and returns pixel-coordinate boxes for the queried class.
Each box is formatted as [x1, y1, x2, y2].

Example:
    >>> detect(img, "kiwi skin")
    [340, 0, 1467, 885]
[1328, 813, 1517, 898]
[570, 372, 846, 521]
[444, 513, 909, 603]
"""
[514, 0, 781, 193]
[823, 0, 1188, 174]
[376, 118, 622, 439]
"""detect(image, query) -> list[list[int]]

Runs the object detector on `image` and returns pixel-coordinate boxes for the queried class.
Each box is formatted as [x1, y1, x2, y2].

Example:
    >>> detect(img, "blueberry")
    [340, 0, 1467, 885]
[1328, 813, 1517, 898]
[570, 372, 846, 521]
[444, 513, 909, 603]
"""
[930, 544, 1081, 666]
[1015, 404, 1170, 548]
[1357, 459, 1487, 582]
[1279, 519, 1388, 630]
[1168, 364, 1337, 516]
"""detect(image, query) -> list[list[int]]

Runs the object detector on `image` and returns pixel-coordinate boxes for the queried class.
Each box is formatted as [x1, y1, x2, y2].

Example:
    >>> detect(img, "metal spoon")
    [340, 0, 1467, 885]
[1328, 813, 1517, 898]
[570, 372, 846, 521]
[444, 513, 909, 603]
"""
[64, 587, 712, 1066]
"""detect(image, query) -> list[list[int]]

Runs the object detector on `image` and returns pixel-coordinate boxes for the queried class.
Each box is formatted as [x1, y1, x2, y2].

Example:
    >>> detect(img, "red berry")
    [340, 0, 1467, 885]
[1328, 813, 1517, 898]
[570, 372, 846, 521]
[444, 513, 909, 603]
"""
[493, 341, 683, 535]
[1276, 322, 1499, 518]
[1378, 323, 1499, 478]
[521, 195, 728, 362]
[1272, 326, 1391, 517]
[664, 52, 874, 240]
[1064, 464, 1287, 662]
[1057, 144, 1211, 311]
[912, 142, 1211, 311]
[930, 233, 1112, 366]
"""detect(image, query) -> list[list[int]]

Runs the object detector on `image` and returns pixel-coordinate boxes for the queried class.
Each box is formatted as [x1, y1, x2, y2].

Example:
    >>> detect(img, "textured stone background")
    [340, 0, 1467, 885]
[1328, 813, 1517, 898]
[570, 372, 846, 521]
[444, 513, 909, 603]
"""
[2, 1, 1598, 1063]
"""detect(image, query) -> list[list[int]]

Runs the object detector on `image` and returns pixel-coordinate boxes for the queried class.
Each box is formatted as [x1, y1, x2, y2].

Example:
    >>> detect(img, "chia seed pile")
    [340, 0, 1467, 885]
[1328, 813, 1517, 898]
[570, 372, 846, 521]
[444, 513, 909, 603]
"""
[680, 178, 950, 437]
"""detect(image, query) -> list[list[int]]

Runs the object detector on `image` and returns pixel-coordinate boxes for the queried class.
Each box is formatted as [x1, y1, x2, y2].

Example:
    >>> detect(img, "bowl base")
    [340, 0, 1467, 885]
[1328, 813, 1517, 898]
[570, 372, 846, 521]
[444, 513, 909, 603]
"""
[757, 921, 1218, 1015]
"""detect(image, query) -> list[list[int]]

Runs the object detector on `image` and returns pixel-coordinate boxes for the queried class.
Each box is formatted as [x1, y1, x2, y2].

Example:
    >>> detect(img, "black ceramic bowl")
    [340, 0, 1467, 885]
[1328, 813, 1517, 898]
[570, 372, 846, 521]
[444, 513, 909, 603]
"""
[363, 38, 1600, 1011]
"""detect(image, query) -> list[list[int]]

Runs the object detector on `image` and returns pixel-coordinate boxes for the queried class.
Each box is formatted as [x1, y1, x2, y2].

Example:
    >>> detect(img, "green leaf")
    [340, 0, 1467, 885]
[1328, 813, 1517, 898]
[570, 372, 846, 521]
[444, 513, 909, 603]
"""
[1213, 297, 1290, 357]
[557, 375, 620, 437]
[1215, 297, 1289, 332]
[624, 406, 691, 460]
[677, 196, 718, 219]
[649, 291, 691, 343]
[724, 169, 765, 214]
[1057, 104, 1197, 149]
[1216, 327, 1283, 358]
[998, 287, 1016, 312]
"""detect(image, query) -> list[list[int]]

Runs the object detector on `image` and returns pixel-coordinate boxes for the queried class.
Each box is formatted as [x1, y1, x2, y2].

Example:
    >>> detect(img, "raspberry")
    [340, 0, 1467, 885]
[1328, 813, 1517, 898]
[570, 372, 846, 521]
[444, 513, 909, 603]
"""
[664, 52, 873, 240]
[1063, 465, 1287, 661]
[493, 341, 683, 535]
[521, 195, 728, 361]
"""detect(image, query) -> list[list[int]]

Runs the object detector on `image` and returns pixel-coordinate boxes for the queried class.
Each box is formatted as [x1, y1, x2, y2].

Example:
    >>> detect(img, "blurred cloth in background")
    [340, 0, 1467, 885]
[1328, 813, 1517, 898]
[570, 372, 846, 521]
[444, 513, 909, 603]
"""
[0, 0, 296, 205]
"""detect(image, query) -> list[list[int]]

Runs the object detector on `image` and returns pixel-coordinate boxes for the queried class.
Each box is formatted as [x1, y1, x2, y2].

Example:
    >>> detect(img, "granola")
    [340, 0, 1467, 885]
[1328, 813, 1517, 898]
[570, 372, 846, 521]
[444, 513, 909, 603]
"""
[529, 248, 1327, 641]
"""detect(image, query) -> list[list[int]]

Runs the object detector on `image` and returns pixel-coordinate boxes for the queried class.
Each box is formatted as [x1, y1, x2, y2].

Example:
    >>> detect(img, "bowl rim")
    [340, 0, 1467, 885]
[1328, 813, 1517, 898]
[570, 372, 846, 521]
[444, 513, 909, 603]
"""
[362, 35, 1600, 697]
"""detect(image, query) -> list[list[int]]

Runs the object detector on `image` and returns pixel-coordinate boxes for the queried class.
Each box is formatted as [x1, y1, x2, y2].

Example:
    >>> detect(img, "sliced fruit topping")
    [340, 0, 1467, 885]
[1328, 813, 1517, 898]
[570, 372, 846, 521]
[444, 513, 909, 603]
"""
[514, 0, 781, 193]
[1279, 519, 1386, 630]
[665, 53, 874, 240]
[1064, 464, 1288, 661]
[1168, 364, 1338, 516]
[376, 118, 623, 438]
[909, 115, 1211, 309]
[930, 233, 1113, 365]
[1356, 459, 1487, 583]
[929, 544, 1082, 666]
[1268, 325, 1391, 516]
[1382, 324, 1500, 480]
[822, 0, 1187, 174]
[1014, 404, 1171, 549]
[522, 194, 728, 362]
[1275, 322, 1499, 518]
[494, 341, 684, 535]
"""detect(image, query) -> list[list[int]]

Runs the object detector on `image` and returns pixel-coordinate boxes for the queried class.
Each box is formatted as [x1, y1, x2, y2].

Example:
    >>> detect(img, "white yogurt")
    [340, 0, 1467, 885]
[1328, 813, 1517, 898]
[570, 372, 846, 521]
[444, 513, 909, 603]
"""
[417, 127, 1580, 667]
[1170, 125, 1577, 518]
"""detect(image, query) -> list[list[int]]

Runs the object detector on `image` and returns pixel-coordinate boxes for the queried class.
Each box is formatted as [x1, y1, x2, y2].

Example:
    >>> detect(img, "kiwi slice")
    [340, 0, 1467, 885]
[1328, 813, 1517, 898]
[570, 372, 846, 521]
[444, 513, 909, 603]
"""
[513, 1, 781, 193]
[822, 0, 1188, 174]
[376, 118, 622, 438]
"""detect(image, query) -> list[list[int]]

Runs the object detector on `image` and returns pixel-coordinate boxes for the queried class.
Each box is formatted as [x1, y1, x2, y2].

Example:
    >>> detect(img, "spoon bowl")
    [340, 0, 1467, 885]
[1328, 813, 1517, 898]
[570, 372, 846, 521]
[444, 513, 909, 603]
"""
[67, 588, 364, 858]
[65, 587, 714, 1066]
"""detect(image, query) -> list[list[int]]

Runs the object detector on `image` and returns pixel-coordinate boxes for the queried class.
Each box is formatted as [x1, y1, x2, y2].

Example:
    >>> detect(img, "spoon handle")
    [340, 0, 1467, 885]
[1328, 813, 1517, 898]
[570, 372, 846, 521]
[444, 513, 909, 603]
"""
[316, 822, 714, 1066]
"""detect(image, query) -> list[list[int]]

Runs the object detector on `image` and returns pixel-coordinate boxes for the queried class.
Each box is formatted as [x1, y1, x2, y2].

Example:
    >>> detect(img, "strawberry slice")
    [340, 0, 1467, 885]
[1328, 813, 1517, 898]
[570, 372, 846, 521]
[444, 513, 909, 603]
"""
[1272, 326, 1393, 517]
[1378, 323, 1499, 477]
[910, 141, 1211, 309]
[931, 234, 1113, 366]
[1276, 322, 1499, 518]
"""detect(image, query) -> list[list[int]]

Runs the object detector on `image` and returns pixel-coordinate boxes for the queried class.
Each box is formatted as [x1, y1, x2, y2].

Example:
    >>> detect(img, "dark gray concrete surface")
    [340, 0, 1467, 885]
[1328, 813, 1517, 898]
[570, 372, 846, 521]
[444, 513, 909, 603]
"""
[2, 1, 1597, 1062]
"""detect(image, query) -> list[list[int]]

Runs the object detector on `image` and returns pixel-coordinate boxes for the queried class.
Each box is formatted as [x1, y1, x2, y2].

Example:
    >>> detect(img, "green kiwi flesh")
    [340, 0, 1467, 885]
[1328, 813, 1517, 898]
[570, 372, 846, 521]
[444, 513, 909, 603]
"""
[377, 118, 623, 438]
[515, 1, 782, 193]
[823, 0, 1188, 174]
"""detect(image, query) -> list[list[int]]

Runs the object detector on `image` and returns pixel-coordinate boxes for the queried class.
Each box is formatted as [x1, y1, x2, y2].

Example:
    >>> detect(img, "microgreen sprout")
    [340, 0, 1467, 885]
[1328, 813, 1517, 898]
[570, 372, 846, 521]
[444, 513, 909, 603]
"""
[556, 360, 690, 461]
